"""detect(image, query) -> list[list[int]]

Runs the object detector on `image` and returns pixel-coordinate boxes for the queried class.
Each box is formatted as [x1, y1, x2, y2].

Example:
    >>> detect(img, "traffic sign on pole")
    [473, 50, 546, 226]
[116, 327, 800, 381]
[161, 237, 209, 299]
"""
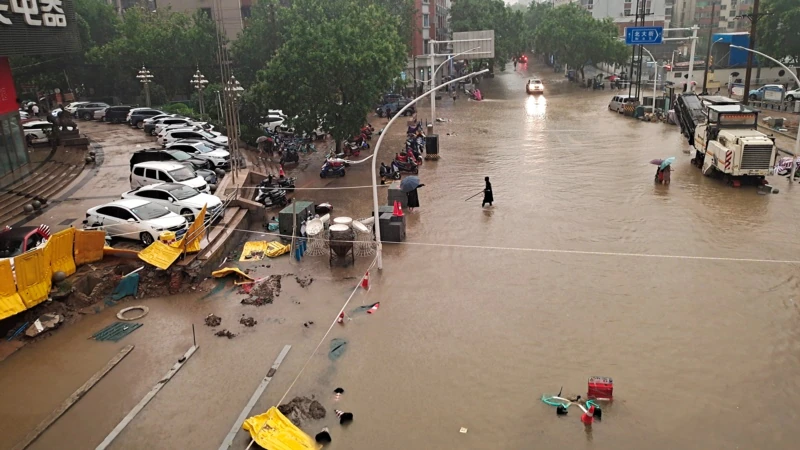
[624, 26, 664, 45]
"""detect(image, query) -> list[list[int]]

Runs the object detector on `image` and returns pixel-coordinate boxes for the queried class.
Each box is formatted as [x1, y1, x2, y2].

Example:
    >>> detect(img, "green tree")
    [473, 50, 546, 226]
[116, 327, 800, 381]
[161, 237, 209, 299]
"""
[758, 0, 800, 78]
[232, 0, 285, 87]
[251, 0, 407, 147]
[533, 4, 626, 80]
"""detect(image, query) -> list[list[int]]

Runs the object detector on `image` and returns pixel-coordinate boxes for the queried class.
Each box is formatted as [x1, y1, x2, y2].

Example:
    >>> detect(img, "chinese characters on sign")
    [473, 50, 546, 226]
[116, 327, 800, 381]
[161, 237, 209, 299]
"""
[624, 26, 664, 45]
[0, 0, 67, 27]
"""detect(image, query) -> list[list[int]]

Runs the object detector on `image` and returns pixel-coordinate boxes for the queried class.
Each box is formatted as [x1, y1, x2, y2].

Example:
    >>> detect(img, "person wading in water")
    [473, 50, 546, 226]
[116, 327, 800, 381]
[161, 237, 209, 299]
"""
[482, 176, 493, 207]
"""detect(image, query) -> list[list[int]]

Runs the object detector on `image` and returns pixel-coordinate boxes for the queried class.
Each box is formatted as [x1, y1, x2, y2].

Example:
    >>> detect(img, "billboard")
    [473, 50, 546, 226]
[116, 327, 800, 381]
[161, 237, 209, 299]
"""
[0, 0, 81, 57]
[451, 30, 495, 60]
[0, 57, 19, 114]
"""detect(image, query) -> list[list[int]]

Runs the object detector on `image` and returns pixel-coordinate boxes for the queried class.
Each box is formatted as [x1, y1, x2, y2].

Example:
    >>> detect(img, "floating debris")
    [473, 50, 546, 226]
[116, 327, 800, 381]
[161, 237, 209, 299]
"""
[241, 275, 282, 306]
[215, 329, 236, 339]
[239, 316, 258, 327]
[279, 396, 326, 425]
[295, 275, 314, 288]
[205, 314, 222, 327]
[329, 338, 347, 360]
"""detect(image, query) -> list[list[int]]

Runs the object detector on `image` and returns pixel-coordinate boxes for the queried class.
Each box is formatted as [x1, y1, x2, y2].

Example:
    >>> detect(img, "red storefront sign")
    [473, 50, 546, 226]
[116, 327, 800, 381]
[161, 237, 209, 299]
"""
[0, 57, 19, 115]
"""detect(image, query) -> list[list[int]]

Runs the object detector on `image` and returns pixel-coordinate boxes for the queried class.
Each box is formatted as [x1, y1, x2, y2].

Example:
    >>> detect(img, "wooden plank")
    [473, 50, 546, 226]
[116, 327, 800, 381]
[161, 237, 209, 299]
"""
[13, 345, 135, 450]
[218, 344, 292, 450]
[95, 345, 198, 450]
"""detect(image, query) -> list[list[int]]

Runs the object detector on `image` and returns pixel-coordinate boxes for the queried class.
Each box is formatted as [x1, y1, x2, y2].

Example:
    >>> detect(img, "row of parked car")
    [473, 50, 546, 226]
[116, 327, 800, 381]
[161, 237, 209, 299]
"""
[73, 102, 230, 246]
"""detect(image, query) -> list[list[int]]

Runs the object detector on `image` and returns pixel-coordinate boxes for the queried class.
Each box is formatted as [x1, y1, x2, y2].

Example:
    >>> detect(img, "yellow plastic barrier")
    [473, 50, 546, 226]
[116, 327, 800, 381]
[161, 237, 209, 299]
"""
[240, 241, 268, 262]
[138, 241, 183, 270]
[266, 241, 291, 258]
[211, 267, 254, 285]
[242, 407, 321, 450]
[74, 230, 106, 265]
[15, 247, 51, 308]
[48, 227, 76, 276]
[0, 259, 26, 320]
[171, 204, 207, 254]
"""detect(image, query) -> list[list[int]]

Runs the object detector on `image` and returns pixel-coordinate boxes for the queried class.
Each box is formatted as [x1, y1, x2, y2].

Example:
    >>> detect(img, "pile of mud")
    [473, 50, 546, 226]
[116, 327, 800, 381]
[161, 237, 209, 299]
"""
[278, 396, 326, 425]
[295, 276, 314, 288]
[239, 316, 257, 327]
[215, 329, 236, 339]
[205, 314, 222, 327]
[241, 275, 282, 306]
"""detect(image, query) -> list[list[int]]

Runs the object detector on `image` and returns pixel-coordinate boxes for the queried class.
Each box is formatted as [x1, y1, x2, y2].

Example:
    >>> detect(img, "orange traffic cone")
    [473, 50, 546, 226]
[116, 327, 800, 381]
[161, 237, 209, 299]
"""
[581, 405, 595, 425]
[366, 302, 380, 314]
[360, 271, 370, 290]
[279, 165, 286, 178]
[392, 200, 404, 217]
[337, 311, 345, 325]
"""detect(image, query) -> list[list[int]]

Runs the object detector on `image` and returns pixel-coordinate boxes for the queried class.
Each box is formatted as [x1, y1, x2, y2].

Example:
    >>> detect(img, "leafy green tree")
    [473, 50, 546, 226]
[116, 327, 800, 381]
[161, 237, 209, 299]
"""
[758, 0, 800, 78]
[450, 0, 510, 69]
[533, 4, 626, 80]
[251, 0, 407, 147]
[232, 0, 285, 87]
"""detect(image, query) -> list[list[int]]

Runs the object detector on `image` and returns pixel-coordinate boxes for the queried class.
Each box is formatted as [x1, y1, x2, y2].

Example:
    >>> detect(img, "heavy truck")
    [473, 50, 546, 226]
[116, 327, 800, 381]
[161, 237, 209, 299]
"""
[674, 93, 777, 185]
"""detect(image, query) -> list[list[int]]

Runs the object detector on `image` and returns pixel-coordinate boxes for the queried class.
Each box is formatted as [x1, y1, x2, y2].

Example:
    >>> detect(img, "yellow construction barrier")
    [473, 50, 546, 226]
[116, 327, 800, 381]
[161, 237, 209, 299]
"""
[242, 407, 321, 450]
[211, 267, 254, 285]
[172, 204, 207, 254]
[48, 227, 76, 277]
[266, 241, 291, 258]
[0, 259, 26, 320]
[138, 241, 183, 270]
[74, 230, 106, 265]
[240, 241, 268, 262]
[14, 247, 51, 309]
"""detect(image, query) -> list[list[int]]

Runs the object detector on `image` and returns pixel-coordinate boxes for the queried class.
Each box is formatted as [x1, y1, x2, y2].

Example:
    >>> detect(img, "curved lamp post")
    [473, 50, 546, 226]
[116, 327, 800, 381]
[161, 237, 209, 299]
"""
[191, 68, 209, 115]
[371, 69, 489, 270]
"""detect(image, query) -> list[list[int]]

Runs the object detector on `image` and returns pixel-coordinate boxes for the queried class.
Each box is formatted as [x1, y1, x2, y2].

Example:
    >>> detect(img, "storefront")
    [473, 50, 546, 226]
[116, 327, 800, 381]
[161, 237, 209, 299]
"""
[0, 0, 80, 178]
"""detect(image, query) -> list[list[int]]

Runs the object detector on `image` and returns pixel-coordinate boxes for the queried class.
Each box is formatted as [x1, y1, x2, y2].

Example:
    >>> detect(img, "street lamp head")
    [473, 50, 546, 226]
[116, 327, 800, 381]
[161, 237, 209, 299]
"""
[137, 66, 153, 84]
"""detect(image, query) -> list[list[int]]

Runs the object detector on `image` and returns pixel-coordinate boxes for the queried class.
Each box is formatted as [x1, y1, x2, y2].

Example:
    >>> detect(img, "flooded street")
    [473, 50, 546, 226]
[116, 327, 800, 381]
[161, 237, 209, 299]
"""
[2, 59, 800, 450]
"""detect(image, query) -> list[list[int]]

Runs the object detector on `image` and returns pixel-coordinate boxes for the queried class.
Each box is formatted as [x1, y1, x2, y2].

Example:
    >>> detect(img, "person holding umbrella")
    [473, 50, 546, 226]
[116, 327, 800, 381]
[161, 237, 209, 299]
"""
[400, 176, 424, 212]
[650, 157, 675, 185]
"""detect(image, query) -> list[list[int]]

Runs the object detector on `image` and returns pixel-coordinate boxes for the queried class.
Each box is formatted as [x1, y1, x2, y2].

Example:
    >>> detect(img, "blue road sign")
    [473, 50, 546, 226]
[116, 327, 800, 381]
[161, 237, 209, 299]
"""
[625, 26, 664, 45]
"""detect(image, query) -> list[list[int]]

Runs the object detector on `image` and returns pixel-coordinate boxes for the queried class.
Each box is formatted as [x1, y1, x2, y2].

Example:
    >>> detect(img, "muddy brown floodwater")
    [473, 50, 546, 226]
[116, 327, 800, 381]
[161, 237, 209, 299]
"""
[2, 59, 800, 450]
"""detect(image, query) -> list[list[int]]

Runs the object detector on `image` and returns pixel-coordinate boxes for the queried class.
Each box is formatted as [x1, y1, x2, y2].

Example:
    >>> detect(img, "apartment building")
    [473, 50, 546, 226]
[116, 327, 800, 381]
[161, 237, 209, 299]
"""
[673, 0, 752, 32]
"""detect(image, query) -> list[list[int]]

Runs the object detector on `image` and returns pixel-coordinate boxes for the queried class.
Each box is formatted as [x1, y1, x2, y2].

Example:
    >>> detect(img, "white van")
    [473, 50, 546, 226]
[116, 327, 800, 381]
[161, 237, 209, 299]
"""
[608, 95, 636, 113]
[130, 161, 209, 193]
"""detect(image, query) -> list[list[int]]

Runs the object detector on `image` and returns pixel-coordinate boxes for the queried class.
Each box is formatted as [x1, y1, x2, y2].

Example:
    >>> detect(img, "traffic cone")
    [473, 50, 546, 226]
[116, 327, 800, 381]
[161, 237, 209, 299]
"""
[366, 302, 380, 314]
[315, 427, 332, 444]
[360, 271, 370, 290]
[279, 165, 285, 178]
[335, 409, 354, 425]
[581, 405, 595, 425]
[392, 200, 404, 217]
[337, 311, 345, 325]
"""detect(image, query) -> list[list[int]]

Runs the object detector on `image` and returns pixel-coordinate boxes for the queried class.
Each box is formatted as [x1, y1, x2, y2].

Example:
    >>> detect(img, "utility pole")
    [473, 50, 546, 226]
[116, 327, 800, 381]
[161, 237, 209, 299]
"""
[741, 0, 761, 105]
[701, 2, 717, 94]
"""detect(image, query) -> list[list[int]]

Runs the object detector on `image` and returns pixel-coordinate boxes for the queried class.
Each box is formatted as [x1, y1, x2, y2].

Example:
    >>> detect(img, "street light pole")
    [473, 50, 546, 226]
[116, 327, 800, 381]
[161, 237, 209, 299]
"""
[191, 68, 209, 116]
[430, 40, 436, 131]
[701, 2, 718, 94]
[730, 45, 800, 180]
[640, 47, 662, 112]
[703, 38, 723, 94]
[686, 25, 699, 92]
[137, 66, 153, 107]
[371, 69, 489, 270]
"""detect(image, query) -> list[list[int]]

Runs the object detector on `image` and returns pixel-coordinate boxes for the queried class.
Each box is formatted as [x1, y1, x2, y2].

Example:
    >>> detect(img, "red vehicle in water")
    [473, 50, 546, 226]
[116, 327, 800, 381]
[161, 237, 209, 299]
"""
[518, 54, 528, 64]
[0, 224, 51, 267]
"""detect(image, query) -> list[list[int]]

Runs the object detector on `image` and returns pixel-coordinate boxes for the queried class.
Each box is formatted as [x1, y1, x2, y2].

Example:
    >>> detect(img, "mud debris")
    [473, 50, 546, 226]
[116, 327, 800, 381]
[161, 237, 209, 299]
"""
[205, 314, 222, 327]
[239, 316, 258, 327]
[295, 276, 314, 288]
[241, 275, 282, 306]
[215, 329, 237, 339]
[278, 396, 326, 425]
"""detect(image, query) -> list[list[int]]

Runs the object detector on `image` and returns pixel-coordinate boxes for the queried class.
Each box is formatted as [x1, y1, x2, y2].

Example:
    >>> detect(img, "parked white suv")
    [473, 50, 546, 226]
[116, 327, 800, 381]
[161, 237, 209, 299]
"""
[121, 183, 223, 223]
[84, 199, 188, 245]
[166, 140, 231, 169]
[131, 161, 210, 193]
[157, 127, 229, 147]
[22, 120, 52, 145]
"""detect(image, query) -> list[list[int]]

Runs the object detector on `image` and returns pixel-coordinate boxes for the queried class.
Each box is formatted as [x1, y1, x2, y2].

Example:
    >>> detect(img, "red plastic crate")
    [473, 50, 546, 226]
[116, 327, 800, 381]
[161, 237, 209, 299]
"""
[587, 376, 613, 400]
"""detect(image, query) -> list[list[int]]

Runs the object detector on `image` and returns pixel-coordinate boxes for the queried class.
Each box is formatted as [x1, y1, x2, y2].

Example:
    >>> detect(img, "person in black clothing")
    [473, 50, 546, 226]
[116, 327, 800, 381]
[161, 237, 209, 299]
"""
[482, 177, 493, 207]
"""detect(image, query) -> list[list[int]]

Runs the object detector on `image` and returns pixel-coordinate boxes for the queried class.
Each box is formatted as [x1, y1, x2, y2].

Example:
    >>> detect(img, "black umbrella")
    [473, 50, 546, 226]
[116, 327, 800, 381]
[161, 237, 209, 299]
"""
[399, 176, 421, 192]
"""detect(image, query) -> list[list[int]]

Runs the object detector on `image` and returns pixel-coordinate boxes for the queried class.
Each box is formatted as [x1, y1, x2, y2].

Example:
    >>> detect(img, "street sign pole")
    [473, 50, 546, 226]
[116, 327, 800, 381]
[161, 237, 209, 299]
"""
[686, 25, 699, 92]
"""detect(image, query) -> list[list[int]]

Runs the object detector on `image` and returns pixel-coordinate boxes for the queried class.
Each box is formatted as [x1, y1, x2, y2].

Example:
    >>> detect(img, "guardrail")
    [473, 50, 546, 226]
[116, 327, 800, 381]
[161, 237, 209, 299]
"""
[749, 99, 800, 114]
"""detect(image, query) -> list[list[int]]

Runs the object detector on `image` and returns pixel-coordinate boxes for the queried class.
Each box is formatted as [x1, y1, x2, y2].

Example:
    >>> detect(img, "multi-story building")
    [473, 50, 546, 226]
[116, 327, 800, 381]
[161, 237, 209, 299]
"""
[408, 0, 452, 91]
[674, 0, 752, 32]
[575, 0, 668, 35]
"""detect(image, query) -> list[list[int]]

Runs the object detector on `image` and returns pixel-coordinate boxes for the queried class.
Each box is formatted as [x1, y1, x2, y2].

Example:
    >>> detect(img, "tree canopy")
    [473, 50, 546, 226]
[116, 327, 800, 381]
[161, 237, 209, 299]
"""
[250, 0, 408, 144]
[532, 4, 627, 79]
[758, 0, 800, 74]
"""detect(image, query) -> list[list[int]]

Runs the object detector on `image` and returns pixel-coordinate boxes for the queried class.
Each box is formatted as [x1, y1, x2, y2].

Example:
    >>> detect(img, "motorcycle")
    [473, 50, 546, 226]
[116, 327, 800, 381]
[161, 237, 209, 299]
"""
[392, 158, 419, 175]
[320, 160, 347, 178]
[255, 186, 289, 208]
[280, 147, 299, 165]
[361, 124, 374, 140]
[260, 175, 296, 192]
[380, 162, 401, 184]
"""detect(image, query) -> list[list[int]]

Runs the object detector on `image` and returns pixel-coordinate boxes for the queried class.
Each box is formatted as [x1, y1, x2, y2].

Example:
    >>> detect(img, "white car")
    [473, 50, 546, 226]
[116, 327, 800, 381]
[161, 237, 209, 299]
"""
[158, 127, 229, 147]
[83, 199, 188, 245]
[156, 121, 215, 137]
[166, 140, 231, 169]
[154, 117, 198, 135]
[786, 89, 799, 102]
[262, 113, 288, 132]
[22, 120, 52, 144]
[121, 183, 223, 223]
[50, 108, 62, 118]
[94, 108, 107, 121]
[526, 79, 544, 95]
[64, 102, 89, 114]
[19, 110, 30, 119]
[131, 161, 210, 193]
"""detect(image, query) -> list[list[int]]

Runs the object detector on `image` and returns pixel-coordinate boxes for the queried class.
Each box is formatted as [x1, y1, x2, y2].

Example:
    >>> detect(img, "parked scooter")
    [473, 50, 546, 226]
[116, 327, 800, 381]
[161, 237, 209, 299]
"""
[392, 158, 419, 174]
[320, 160, 347, 178]
[260, 174, 296, 192]
[380, 162, 401, 184]
[255, 185, 289, 208]
[361, 124, 374, 140]
[280, 147, 299, 165]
